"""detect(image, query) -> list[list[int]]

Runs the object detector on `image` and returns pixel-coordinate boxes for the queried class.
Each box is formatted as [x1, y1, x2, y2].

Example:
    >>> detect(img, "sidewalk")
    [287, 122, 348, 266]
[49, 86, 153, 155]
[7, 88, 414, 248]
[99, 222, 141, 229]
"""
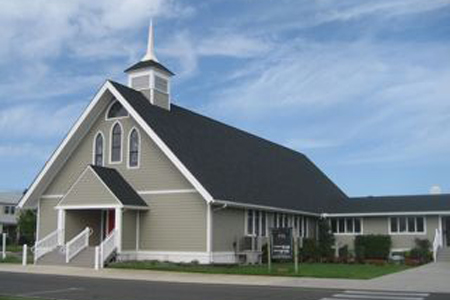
[1, 262, 449, 293]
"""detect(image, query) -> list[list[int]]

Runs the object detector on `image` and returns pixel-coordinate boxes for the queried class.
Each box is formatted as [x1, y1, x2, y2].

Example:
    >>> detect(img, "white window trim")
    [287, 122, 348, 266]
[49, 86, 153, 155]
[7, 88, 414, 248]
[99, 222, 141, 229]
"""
[109, 121, 123, 164]
[105, 100, 129, 121]
[92, 131, 105, 166]
[127, 127, 141, 169]
[332, 218, 364, 235]
[245, 209, 268, 237]
[388, 216, 427, 235]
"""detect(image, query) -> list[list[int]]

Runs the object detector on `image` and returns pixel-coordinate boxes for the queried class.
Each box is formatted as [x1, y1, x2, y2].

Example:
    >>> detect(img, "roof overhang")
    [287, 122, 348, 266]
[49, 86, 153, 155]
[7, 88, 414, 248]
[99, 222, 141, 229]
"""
[212, 199, 320, 217]
[323, 211, 450, 217]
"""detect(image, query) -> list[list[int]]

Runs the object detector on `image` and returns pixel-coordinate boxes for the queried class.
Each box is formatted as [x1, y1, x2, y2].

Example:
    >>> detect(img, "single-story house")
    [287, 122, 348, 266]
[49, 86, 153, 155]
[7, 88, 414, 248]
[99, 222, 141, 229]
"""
[18, 24, 450, 267]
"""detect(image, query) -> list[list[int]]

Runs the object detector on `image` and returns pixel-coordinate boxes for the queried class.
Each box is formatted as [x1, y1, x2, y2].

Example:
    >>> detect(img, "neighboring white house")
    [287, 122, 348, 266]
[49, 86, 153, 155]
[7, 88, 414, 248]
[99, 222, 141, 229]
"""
[0, 191, 22, 241]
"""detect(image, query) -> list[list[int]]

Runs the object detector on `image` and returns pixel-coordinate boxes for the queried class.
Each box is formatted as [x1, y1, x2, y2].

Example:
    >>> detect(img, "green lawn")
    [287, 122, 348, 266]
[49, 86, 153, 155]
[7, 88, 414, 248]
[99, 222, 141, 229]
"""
[0, 255, 21, 264]
[109, 261, 411, 279]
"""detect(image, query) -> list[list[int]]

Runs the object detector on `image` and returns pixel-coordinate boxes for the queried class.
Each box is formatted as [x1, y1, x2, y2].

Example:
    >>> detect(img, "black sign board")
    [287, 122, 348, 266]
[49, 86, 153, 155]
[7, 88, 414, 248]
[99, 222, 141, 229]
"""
[271, 227, 293, 260]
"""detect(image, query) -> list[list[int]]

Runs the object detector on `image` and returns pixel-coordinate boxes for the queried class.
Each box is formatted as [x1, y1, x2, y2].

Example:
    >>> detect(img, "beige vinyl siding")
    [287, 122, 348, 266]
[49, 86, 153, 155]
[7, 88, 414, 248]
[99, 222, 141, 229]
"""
[57, 168, 119, 207]
[38, 198, 59, 238]
[334, 216, 439, 251]
[213, 208, 245, 252]
[139, 193, 207, 252]
[65, 210, 101, 245]
[122, 210, 137, 251]
[44, 99, 192, 196]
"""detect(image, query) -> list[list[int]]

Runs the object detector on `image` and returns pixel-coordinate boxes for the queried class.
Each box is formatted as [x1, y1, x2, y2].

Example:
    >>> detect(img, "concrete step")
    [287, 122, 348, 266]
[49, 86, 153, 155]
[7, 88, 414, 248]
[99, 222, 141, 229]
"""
[437, 247, 450, 262]
[36, 246, 96, 268]
[69, 247, 96, 268]
[36, 246, 66, 266]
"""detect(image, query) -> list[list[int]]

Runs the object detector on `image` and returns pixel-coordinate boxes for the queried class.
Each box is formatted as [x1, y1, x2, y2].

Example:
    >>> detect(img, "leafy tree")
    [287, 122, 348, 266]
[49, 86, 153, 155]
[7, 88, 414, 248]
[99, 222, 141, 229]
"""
[317, 218, 335, 261]
[17, 209, 36, 245]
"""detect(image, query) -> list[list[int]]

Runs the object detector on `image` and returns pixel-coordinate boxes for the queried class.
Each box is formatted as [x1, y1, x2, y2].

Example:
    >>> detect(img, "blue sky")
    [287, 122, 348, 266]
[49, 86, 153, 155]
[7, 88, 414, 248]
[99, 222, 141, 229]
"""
[0, 0, 449, 196]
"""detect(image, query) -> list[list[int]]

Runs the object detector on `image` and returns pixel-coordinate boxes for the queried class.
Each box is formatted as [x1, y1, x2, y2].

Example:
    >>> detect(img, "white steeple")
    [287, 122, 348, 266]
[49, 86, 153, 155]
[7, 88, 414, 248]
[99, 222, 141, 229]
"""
[142, 19, 158, 62]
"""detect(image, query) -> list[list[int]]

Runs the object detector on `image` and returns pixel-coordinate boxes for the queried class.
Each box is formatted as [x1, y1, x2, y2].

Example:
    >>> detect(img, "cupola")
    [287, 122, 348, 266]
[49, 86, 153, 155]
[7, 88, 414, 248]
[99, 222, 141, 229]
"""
[125, 20, 174, 110]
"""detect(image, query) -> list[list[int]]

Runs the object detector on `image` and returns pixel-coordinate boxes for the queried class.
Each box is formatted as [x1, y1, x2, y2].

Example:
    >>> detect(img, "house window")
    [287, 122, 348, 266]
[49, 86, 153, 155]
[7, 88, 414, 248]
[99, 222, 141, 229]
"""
[129, 129, 140, 168]
[107, 101, 128, 119]
[390, 216, 425, 234]
[3, 206, 15, 215]
[331, 218, 362, 234]
[294, 216, 304, 237]
[246, 210, 267, 237]
[154, 75, 168, 93]
[94, 133, 104, 166]
[111, 123, 122, 163]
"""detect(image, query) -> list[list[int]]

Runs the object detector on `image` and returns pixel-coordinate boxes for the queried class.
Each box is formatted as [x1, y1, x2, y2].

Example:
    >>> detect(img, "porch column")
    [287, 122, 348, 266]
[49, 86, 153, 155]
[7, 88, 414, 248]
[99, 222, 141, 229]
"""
[115, 208, 122, 253]
[57, 209, 65, 245]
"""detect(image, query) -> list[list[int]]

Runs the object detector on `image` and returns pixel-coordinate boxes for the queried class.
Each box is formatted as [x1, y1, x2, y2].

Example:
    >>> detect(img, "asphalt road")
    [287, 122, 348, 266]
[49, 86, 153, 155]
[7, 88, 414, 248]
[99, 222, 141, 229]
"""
[0, 271, 448, 300]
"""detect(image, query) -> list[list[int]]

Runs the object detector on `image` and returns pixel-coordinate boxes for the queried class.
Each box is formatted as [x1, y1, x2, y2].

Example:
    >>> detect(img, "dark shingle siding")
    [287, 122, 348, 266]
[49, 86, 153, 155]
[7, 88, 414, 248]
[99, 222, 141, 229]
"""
[90, 165, 147, 207]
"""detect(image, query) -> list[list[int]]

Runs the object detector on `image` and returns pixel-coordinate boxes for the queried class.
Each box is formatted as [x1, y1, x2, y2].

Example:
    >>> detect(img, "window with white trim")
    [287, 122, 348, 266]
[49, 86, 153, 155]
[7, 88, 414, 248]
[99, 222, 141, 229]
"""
[111, 123, 122, 162]
[128, 129, 140, 168]
[331, 218, 362, 234]
[246, 209, 267, 237]
[3, 206, 15, 215]
[107, 101, 128, 119]
[390, 216, 425, 234]
[94, 133, 104, 166]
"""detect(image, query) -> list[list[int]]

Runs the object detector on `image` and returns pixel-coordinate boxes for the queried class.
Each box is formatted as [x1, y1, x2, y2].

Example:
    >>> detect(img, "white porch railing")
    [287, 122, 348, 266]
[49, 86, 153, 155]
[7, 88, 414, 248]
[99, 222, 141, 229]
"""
[65, 227, 92, 263]
[97, 229, 117, 269]
[433, 228, 443, 262]
[31, 229, 63, 262]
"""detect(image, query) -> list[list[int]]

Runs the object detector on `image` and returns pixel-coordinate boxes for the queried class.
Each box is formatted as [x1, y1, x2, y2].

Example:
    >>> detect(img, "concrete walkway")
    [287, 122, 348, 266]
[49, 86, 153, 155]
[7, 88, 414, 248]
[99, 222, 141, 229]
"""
[1, 262, 449, 293]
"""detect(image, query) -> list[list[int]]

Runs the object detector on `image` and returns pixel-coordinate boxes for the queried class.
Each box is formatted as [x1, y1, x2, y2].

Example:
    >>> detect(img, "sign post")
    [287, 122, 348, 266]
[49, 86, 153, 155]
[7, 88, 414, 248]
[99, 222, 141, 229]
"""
[1, 233, 6, 260]
[267, 232, 272, 273]
[294, 236, 299, 274]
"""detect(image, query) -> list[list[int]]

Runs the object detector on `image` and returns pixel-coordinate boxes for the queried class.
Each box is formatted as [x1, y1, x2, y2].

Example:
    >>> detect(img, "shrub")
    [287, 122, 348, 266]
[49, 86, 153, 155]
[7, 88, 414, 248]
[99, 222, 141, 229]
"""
[299, 238, 318, 262]
[338, 245, 349, 262]
[408, 238, 432, 264]
[318, 218, 335, 261]
[354, 235, 391, 260]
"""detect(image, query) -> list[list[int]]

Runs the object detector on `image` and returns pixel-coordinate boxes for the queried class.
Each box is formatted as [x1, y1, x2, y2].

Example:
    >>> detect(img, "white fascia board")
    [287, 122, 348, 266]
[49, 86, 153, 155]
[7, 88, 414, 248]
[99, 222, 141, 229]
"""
[55, 204, 122, 210]
[212, 199, 320, 217]
[18, 82, 111, 209]
[106, 81, 214, 203]
[323, 211, 450, 218]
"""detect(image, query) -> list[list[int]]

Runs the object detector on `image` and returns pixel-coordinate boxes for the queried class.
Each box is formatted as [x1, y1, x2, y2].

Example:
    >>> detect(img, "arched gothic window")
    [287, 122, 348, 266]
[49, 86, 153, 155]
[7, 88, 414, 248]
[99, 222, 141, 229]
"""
[111, 123, 122, 162]
[94, 133, 104, 166]
[129, 129, 140, 168]
[107, 101, 128, 119]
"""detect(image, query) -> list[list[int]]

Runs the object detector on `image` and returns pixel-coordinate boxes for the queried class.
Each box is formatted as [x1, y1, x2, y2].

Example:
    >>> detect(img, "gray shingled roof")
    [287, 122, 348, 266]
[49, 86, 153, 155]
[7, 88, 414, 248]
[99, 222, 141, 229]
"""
[90, 165, 147, 207]
[110, 81, 348, 213]
[0, 192, 22, 205]
[330, 194, 450, 214]
[124, 59, 175, 76]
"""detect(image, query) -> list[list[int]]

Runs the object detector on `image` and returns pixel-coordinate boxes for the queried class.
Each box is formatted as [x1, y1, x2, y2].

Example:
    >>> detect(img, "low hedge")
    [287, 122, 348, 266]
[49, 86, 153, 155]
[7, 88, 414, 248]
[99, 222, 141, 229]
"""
[354, 235, 391, 260]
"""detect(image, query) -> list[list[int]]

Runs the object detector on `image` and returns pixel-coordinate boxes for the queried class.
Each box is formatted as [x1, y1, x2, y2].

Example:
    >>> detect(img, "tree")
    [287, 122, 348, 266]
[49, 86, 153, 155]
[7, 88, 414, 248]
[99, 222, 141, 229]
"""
[17, 209, 36, 245]
[317, 218, 335, 261]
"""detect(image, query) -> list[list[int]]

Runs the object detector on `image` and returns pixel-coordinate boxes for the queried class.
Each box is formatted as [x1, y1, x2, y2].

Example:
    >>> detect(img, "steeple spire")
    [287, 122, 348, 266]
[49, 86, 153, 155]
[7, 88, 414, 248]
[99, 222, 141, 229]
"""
[142, 19, 158, 62]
